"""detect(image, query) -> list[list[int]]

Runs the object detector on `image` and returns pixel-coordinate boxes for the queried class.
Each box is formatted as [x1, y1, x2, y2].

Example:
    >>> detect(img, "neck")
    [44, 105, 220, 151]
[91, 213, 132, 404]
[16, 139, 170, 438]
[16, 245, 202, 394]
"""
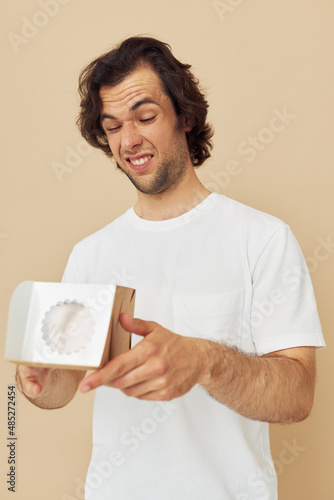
[134, 170, 211, 221]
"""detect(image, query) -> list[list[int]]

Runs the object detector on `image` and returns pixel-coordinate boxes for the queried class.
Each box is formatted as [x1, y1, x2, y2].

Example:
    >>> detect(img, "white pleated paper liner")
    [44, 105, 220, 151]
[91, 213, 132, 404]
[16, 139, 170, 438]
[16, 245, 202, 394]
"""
[41, 299, 95, 355]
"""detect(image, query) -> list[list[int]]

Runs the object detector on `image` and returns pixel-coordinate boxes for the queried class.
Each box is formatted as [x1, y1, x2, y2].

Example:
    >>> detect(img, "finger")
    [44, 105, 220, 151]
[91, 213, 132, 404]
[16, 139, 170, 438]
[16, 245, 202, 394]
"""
[110, 357, 163, 391]
[119, 313, 154, 337]
[119, 376, 167, 398]
[78, 317, 158, 394]
[24, 380, 43, 397]
[137, 390, 173, 401]
[19, 373, 42, 397]
[78, 347, 146, 393]
[17, 366, 50, 396]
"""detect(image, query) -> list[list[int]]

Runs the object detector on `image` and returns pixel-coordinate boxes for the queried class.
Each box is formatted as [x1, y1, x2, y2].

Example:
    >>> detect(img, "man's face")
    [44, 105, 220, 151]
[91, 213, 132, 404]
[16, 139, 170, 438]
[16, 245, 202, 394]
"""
[99, 65, 192, 195]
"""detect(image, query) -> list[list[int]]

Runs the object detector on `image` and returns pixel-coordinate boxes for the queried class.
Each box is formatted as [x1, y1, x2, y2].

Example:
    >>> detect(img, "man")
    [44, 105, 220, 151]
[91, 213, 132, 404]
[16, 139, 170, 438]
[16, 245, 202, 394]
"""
[17, 36, 325, 499]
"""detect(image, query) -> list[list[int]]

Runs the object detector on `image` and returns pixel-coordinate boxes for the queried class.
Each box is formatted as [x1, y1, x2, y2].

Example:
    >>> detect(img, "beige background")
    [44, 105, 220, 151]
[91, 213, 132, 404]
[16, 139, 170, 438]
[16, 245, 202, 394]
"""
[1, 0, 333, 498]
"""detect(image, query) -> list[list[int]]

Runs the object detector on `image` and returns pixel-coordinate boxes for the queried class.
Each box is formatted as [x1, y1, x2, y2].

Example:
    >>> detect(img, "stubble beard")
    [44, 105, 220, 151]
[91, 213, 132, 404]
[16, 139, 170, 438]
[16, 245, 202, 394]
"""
[116, 135, 190, 196]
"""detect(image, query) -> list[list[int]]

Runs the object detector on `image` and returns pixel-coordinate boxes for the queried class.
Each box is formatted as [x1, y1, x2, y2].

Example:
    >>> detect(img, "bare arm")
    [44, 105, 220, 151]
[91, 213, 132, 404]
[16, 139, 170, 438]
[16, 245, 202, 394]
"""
[16, 365, 86, 410]
[78, 314, 316, 423]
[200, 344, 315, 423]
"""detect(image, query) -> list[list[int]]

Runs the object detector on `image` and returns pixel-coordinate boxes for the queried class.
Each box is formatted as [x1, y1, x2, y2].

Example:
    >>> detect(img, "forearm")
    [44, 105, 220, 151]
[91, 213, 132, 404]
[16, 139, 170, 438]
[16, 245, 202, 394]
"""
[16, 367, 86, 410]
[199, 341, 315, 423]
[74, 316, 316, 418]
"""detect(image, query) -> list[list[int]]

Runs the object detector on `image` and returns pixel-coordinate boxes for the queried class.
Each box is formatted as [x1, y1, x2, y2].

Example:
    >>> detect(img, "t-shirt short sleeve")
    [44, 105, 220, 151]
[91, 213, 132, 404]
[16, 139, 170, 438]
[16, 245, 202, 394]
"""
[250, 223, 325, 355]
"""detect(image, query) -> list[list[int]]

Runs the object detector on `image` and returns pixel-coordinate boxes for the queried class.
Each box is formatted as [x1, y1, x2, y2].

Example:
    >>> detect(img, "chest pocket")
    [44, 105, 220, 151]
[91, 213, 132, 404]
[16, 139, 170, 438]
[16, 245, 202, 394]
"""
[172, 289, 244, 345]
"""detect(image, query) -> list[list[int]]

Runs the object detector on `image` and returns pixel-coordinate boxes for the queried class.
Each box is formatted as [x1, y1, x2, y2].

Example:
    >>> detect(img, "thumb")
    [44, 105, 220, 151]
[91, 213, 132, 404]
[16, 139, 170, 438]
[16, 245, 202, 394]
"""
[119, 312, 154, 337]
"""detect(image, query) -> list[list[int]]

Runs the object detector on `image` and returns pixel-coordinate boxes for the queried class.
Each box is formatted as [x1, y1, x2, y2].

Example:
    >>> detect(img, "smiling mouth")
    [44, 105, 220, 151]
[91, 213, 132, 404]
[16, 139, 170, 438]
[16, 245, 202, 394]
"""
[126, 154, 154, 171]
[127, 155, 153, 166]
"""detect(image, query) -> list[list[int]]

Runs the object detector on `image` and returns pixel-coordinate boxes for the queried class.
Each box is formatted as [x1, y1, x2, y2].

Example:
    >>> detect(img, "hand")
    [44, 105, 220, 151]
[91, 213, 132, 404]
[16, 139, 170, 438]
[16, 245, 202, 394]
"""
[16, 365, 53, 398]
[79, 313, 210, 401]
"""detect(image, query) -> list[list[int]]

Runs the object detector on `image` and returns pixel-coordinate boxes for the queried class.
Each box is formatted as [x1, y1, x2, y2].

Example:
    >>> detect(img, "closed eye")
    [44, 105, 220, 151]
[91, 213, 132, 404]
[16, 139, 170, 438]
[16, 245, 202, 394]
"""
[106, 126, 120, 133]
[105, 116, 156, 133]
[140, 116, 156, 123]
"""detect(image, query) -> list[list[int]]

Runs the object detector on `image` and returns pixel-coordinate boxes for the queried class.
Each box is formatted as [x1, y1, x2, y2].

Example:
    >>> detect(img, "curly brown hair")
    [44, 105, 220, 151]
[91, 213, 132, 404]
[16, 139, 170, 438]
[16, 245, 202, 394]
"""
[76, 36, 213, 167]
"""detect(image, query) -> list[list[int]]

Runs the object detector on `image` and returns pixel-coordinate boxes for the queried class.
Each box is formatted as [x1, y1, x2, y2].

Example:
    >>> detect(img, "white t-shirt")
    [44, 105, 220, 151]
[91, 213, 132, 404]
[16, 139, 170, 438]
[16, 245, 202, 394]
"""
[62, 192, 325, 500]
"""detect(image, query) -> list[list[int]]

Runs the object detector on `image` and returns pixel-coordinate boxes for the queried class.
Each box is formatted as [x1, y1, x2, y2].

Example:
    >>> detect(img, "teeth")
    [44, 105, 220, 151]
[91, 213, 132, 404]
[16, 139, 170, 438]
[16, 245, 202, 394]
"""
[130, 155, 152, 166]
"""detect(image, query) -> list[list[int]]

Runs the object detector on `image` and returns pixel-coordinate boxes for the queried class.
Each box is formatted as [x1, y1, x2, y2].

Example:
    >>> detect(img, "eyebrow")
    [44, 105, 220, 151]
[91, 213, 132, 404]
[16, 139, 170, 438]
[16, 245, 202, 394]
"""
[100, 98, 160, 123]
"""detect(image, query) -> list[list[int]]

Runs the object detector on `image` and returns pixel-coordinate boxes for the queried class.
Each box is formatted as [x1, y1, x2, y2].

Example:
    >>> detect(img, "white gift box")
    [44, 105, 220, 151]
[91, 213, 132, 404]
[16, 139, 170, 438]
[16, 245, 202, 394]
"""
[5, 281, 136, 369]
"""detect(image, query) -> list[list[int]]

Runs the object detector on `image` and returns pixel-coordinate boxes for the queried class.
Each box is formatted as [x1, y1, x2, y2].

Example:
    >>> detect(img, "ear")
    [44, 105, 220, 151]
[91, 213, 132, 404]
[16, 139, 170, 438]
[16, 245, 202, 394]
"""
[182, 113, 195, 133]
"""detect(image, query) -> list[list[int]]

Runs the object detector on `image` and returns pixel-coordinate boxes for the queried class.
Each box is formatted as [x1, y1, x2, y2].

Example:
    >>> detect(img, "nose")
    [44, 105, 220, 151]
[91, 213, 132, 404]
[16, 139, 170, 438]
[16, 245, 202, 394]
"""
[120, 122, 143, 152]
